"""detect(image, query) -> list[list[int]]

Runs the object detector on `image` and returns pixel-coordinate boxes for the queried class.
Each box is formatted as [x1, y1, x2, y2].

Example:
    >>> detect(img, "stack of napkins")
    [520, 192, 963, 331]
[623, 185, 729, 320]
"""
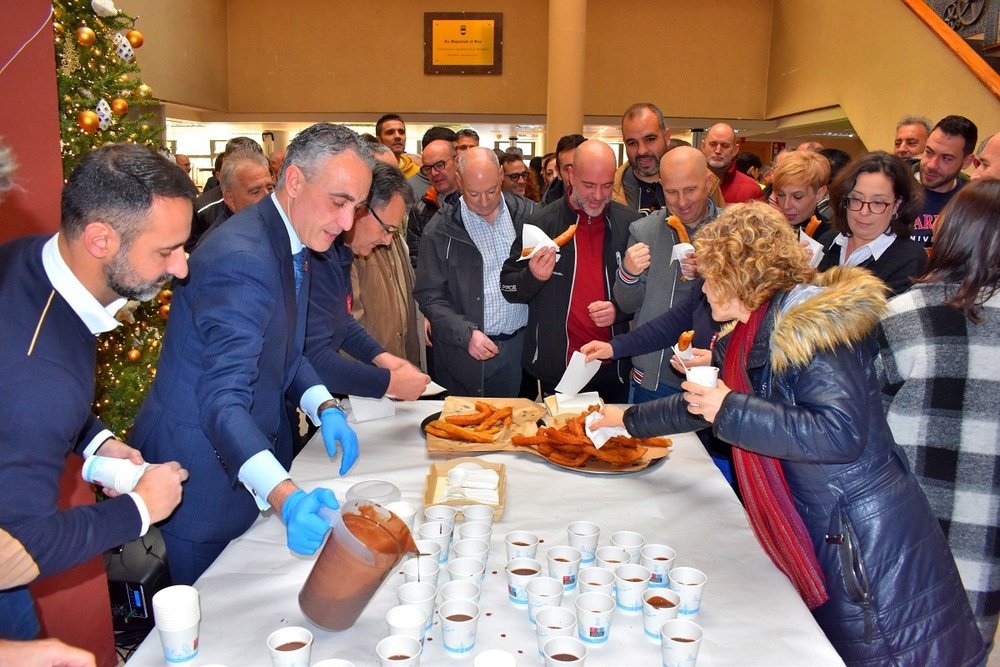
[442, 464, 500, 504]
[548, 351, 602, 415]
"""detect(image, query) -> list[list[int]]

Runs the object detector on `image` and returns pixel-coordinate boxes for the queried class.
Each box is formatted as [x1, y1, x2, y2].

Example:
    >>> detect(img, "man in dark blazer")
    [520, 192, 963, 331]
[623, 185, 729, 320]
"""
[132, 124, 374, 585]
[0, 144, 191, 638]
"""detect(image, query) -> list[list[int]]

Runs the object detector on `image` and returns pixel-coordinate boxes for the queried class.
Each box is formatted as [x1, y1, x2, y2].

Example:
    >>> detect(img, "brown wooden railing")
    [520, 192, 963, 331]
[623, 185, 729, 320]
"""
[900, 0, 1000, 100]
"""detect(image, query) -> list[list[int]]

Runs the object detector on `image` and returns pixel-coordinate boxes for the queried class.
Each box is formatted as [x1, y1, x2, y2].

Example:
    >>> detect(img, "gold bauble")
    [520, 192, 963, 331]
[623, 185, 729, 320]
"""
[111, 98, 129, 115]
[140, 124, 149, 131]
[63, 95, 73, 103]
[157, 289, 173, 305]
[92, 48, 102, 57]
[136, 84, 152, 99]
[75, 26, 96, 47]
[127, 349, 141, 362]
[53, 22, 64, 35]
[77, 110, 100, 134]
[53, 5, 65, 19]
[148, 339, 160, 350]
[158, 304, 170, 319]
[118, 73, 129, 83]
[125, 29, 144, 48]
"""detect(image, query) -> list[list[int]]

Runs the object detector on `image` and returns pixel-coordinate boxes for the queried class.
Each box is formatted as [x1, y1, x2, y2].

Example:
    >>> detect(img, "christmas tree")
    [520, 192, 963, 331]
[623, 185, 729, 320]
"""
[53, 0, 170, 438]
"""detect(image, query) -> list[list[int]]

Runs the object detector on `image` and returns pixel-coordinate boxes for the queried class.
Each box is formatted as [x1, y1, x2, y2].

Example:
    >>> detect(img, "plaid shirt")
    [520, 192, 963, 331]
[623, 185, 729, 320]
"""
[876, 283, 1000, 643]
[461, 197, 528, 336]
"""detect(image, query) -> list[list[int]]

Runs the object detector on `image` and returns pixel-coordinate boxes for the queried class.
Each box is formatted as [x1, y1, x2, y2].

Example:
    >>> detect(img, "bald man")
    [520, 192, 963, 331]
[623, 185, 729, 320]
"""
[701, 123, 764, 204]
[971, 133, 1000, 181]
[611, 146, 718, 401]
[414, 147, 535, 397]
[500, 140, 641, 402]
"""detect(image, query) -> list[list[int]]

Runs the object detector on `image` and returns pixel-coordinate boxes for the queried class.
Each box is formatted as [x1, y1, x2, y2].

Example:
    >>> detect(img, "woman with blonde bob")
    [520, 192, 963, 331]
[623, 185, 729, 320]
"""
[593, 201, 985, 666]
[771, 149, 831, 238]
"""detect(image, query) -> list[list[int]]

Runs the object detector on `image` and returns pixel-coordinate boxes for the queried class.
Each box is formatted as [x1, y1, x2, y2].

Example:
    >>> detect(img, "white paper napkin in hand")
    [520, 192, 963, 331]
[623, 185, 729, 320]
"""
[670, 242, 694, 264]
[387, 380, 447, 400]
[517, 224, 560, 261]
[584, 411, 630, 450]
[555, 351, 601, 396]
[346, 395, 395, 423]
[800, 229, 824, 269]
[673, 343, 694, 362]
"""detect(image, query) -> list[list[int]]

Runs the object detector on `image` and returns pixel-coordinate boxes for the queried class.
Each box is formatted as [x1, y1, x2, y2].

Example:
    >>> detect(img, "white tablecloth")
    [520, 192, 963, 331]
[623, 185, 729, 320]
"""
[127, 400, 844, 666]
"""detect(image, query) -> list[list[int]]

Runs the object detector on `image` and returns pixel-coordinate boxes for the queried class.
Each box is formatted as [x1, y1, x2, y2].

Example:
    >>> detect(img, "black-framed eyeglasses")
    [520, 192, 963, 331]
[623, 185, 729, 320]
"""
[419, 158, 453, 176]
[844, 197, 894, 214]
[506, 172, 529, 182]
[356, 203, 399, 235]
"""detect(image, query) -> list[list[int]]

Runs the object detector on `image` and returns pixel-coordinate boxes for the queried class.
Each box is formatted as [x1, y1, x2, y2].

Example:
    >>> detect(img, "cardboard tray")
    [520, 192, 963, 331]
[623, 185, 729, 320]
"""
[423, 457, 507, 520]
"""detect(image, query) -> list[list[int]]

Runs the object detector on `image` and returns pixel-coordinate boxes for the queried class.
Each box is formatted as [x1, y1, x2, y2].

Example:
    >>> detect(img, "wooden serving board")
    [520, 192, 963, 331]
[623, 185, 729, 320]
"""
[424, 396, 547, 453]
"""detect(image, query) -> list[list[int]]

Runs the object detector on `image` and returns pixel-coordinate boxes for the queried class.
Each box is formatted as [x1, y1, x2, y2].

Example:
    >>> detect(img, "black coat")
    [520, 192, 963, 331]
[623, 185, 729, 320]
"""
[817, 231, 927, 296]
[625, 268, 985, 666]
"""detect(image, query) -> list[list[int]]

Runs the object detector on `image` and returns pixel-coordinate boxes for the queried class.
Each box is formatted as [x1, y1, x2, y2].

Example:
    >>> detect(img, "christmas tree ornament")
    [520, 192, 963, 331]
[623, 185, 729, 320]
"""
[158, 304, 170, 319]
[111, 98, 128, 115]
[125, 29, 143, 48]
[112, 31, 134, 60]
[96, 99, 113, 130]
[91, 0, 118, 17]
[127, 349, 141, 362]
[75, 26, 96, 46]
[77, 110, 100, 134]
[136, 83, 152, 99]
[53, 22, 64, 35]
[157, 289, 172, 304]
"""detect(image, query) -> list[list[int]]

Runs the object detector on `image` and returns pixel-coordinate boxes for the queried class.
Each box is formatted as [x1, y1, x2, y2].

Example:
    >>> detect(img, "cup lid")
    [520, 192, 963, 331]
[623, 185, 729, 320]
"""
[345, 480, 401, 506]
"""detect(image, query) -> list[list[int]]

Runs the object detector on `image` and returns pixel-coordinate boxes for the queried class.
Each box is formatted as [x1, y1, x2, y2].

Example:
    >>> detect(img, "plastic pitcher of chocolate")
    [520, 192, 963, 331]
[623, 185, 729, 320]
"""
[299, 500, 417, 631]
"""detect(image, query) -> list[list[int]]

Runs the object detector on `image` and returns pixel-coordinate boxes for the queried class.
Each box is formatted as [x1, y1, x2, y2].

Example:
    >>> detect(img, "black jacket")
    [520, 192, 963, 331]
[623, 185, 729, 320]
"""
[414, 193, 535, 396]
[817, 231, 927, 296]
[406, 188, 459, 271]
[500, 197, 640, 386]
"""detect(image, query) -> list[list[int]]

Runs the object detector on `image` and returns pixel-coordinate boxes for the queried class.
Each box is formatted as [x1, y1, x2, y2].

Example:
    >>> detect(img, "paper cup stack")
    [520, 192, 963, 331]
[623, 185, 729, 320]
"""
[152, 585, 201, 663]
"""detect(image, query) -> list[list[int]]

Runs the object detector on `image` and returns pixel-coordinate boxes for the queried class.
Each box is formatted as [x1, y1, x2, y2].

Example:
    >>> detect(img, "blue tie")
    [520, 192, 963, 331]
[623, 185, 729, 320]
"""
[293, 249, 307, 297]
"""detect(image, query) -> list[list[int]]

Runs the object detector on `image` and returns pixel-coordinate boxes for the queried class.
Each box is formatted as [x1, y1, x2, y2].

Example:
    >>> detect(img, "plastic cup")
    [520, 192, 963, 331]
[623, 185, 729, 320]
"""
[527, 576, 564, 625]
[578, 567, 615, 596]
[385, 604, 427, 645]
[453, 538, 489, 567]
[462, 504, 495, 526]
[375, 635, 421, 667]
[424, 505, 457, 533]
[440, 579, 481, 604]
[668, 567, 707, 620]
[567, 521, 600, 564]
[542, 636, 588, 666]
[546, 545, 582, 591]
[614, 563, 651, 614]
[610, 530, 645, 564]
[81, 455, 149, 494]
[439, 599, 481, 656]
[505, 557, 542, 604]
[418, 521, 452, 564]
[152, 585, 201, 664]
[505, 530, 539, 560]
[397, 581, 436, 632]
[447, 556, 486, 587]
[575, 592, 615, 645]
[661, 618, 703, 667]
[402, 556, 440, 588]
[535, 606, 577, 657]
[266, 626, 313, 667]
[642, 589, 680, 642]
[595, 545, 630, 571]
[640, 544, 676, 588]
[414, 539, 442, 565]
[386, 501, 417, 532]
[456, 521, 493, 545]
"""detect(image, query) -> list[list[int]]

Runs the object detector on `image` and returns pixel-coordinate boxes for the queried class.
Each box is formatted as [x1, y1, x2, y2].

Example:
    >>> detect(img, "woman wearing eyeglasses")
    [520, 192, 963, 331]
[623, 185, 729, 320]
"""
[816, 151, 927, 295]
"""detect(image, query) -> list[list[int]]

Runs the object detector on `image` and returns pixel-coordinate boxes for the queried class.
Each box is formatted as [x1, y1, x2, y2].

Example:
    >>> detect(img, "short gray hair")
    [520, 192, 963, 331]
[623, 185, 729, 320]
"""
[277, 123, 375, 188]
[368, 142, 394, 158]
[220, 149, 269, 194]
[896, 114, 933, 134]
[368, 161, 414, 211]
[456, 147, 499, 177]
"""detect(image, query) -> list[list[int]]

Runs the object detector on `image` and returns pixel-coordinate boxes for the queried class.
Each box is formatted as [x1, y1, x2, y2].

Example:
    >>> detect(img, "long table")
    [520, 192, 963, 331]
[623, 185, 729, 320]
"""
[127, 400, 844, 666]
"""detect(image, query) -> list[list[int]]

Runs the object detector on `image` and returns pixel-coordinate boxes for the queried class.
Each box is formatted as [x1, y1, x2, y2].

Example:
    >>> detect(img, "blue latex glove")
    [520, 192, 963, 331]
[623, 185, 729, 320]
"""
[281, 488, 339, 555]
[321, 407, 359, 475]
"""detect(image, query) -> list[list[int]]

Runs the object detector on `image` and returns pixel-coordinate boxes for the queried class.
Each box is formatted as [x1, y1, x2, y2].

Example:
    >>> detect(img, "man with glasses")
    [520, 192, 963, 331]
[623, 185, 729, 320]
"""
[913, 115, 977, 248]
[501, 152, 531, 198]
[414, 147, 535, 397]
[306, 161, 429, 414]
[407, 127, 462, 270]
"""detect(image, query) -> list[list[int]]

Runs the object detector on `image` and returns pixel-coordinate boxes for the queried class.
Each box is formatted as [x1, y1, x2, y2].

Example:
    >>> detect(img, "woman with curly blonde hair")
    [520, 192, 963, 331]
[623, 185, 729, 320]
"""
[594, 201, 985, 666]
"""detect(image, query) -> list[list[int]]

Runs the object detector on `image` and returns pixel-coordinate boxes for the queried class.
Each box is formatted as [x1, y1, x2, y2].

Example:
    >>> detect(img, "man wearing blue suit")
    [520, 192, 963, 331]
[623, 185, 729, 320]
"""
[0, 144, 191, 638]
[132, 124, 373, 585]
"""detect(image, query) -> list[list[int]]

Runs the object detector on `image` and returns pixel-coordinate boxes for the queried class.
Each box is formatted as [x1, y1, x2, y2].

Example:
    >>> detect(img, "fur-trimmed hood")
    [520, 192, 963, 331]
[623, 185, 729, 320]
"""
[771, 266, 889, 373]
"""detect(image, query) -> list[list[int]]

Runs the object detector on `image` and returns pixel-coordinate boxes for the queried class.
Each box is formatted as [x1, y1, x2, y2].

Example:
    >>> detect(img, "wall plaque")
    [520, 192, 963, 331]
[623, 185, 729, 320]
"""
[424, 13, 503, 75]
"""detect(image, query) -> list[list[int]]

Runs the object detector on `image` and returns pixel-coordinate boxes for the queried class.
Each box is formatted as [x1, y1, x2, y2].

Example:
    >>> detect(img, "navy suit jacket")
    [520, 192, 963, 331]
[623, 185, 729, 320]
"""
[305, 240, 391, 398]
[132, 196, 322, 545]
[0, 237, 140, 586]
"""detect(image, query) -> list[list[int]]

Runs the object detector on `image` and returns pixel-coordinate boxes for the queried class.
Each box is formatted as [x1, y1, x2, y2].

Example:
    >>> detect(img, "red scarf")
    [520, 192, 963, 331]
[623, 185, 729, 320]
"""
[726, 302, 829, 610]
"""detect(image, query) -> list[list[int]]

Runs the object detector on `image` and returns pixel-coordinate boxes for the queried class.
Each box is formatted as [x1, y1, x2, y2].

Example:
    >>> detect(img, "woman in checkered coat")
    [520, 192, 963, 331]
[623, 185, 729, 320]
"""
[876, 179, 1000, 648]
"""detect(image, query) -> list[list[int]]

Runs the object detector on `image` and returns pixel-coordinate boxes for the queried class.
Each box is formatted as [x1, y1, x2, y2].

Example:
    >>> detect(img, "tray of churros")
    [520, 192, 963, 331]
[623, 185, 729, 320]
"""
[422, 398, 672, 475]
